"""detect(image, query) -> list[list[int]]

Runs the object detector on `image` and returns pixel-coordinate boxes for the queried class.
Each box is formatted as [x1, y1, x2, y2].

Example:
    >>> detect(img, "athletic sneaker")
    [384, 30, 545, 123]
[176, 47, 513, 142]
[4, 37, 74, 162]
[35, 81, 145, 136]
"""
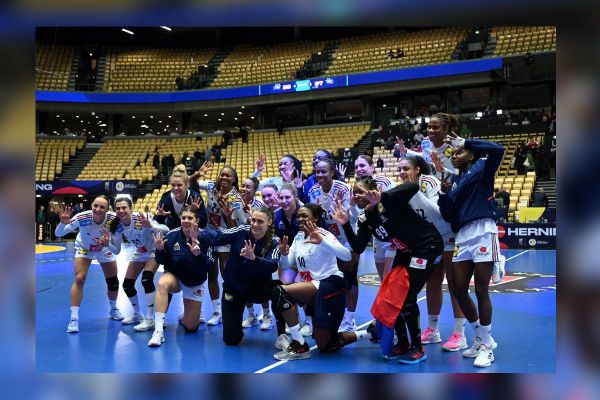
[474, 344, 494, 367]
[67, 318, 79, 333]
[109, 307, 124, 321]
[337, 318, 357, 333]
[242, 313, 259, 328]
[274, 334, 291, 350]
[147, 331, 165, 347]
[420, 327, 441, 344]
[300, 319, 313, 336]
[441, 332, 469, 351]
[207, 312, 222, 326]
[122, 312, 145, 325]
[492, 254, 506, 284]
[382, 344, 411, 360]
[367, 321, 379, 343]
[273, 340, 311, 361]
[260, 314, 274, 331]
[134, 318, 155, 332]
[463, 336, 498, 358]
[199, 312, 206, 324]
[257, 312, 264, 322]
[397, 347, 428, 364]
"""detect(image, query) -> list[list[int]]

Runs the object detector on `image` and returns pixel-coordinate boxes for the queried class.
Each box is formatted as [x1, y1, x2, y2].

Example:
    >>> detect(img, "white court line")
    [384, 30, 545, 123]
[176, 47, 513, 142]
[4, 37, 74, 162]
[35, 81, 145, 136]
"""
[255, 250, 530, 373]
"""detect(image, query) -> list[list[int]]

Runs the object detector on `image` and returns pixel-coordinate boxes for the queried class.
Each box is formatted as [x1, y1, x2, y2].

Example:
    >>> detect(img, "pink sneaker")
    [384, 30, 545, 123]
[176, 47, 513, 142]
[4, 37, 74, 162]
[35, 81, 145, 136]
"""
[420, 327, 441, 344]
[441, 332, 468, 352]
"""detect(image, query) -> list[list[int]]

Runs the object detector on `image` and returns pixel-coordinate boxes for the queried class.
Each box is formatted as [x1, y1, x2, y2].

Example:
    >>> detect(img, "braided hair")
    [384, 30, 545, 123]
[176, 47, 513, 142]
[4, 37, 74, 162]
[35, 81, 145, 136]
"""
[400, 155, 431, 176]
[431, 112, 459, 134]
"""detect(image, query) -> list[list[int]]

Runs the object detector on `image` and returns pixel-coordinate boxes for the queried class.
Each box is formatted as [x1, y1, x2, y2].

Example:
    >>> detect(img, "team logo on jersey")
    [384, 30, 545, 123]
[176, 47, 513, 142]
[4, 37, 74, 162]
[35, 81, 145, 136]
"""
[377, 203, 385, 213]
[358, 213, 367, 223]
[409, 257, 426, 269]
[78, 247, 88, 255]
[453, 245, 459, 257]
[444, 147, 454, 157]
[390, 238, 407, 251]
[476, 246, 490, 256]
[79, 218, 91, 227]
[421, 182, 427, 193]
[174, 242, 180, 251]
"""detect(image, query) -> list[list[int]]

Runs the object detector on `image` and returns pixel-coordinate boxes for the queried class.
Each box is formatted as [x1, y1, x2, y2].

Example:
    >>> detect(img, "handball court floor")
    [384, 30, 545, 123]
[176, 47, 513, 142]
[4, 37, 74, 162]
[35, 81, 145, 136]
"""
[36, 242, 555, 373]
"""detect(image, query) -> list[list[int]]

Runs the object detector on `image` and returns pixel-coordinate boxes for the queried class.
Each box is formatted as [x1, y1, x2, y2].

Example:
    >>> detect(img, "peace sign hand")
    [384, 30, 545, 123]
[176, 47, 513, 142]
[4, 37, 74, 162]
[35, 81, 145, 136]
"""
[138, 212, 153, 228]
[153, 230, 167, 251]
[240, 239, 256, 260]
[331, 198, 350, 225]
[440, 171, 452, 193]
[218, 196, 233, 218]
[189, 196, 203, 211]
[156, 204, 172, 217]
[94, 228, 111, 248]
[58, 204, 72, 224]
[303, 221, 323, 244]
[278, 235, 289, 256]
[187, 236, 201, 256]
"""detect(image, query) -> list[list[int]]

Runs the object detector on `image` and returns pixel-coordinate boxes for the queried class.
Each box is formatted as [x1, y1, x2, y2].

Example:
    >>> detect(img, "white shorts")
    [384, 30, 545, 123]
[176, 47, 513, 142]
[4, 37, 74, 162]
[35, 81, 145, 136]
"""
[443, 233, 456, 252]
[131, 249, 155, 263]
[373, 238, 391, 263]
[180, 282, 205, 302]
[214, 244, 231, 253]
[74, 245, 117, 263]
[452, 232, 500, 264]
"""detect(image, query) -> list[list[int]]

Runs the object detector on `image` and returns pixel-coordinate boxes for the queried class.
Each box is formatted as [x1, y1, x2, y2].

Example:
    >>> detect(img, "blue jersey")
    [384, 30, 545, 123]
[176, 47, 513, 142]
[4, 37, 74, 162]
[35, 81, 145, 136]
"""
[274, 207, 300, 240]
[438, 139, 504, 233]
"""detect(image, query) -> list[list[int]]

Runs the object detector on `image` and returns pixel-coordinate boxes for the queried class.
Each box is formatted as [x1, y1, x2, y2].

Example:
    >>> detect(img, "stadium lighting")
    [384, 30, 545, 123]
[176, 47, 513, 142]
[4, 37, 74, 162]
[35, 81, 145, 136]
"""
[382, 104, 386, 108]
[122, 29, 134, 35]
[497, 109, 503, 115]
[204, 114, 208, 117]
[220, 112, 225, 116]
[168, 115, 172, 118]
[476, 112, 483, 117]
[238, 111, 242, 115]
[160, 26, 172, 31]
[132, 116, 136, 118]
[424, 117, 430, 123]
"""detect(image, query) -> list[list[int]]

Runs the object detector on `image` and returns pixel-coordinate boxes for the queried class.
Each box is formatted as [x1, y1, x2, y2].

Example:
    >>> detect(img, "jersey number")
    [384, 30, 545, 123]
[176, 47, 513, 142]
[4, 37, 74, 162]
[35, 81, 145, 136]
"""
[375, 226, 388, 239]
[298, 256, 306, 270]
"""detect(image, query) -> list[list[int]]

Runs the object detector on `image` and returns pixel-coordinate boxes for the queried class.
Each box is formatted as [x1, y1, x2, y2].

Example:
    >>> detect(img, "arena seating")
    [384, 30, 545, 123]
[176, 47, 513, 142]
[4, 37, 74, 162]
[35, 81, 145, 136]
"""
[492, 26, 556, 56]
[35, 43, 74, 91]
[35, 138, 85, 181]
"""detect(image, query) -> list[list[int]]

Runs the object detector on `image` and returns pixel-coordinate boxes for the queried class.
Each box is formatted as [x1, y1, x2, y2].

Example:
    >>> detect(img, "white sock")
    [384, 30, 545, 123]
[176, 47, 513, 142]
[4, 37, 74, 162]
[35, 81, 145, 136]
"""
[109, 299, 117, 310]
[145, 292, 155, 319]
[246, 304, 255, 316]
[346, 310, 355, 321]
[480, 324, 492, 346]
[470, 320, 481, 340]
[154, 312, 166, 333]
[288, 323, 305, 345]
[212, 299, 221, 314]
[354, 330, 369, 341]
[428, 314, 440, 330]
[129, 294, 141, 313]
[70, 306, 79, 319]
[454, 318, 467, 335]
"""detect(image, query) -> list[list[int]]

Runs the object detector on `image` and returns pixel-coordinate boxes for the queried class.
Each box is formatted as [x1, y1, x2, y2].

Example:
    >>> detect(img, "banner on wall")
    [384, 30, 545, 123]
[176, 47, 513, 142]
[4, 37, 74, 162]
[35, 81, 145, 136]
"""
[35, 180, 139, 196]
[497, 223, 556, 249]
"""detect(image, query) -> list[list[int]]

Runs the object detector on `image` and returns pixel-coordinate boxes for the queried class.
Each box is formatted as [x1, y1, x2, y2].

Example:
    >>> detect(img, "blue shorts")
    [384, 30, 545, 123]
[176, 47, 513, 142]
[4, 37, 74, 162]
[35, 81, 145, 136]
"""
[313, 275, 346, 331]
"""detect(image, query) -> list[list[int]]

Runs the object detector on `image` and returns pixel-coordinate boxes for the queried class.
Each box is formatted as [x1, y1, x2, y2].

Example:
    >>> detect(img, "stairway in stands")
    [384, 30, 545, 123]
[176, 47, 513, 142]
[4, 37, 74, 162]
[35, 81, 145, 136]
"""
[347, 128, 374, 178]
[59, 143, 101, 180]
[533, 178, 556, 207]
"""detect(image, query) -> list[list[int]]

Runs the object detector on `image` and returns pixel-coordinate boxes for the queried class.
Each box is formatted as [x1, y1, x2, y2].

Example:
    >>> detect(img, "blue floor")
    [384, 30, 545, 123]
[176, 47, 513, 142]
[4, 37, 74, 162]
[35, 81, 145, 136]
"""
[36, 242, 555, 373]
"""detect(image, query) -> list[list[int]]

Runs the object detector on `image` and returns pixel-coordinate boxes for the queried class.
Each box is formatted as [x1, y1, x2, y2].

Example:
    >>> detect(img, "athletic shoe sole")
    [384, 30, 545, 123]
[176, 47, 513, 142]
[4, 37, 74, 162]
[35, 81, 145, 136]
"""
[397, 353, 428, 364]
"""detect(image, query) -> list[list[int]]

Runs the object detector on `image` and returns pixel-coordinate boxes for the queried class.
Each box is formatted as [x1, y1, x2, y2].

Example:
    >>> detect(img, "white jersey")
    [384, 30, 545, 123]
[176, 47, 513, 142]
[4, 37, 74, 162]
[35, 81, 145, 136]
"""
[409, 190, 453, 242]
[55, 210, 118, 253]
[111, 213, 169, 257]
[407, 142, 457, 179]
[280, 227, 351, 281]
[418, 174, 441, 201]
[197, 181, 246, 229]
[307, 179, 352, 244]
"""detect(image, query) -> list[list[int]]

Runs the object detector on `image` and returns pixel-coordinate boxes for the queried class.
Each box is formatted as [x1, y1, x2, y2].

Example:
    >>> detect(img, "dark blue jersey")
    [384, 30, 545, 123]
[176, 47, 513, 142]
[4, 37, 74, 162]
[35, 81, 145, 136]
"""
[154, 188, 208, 230]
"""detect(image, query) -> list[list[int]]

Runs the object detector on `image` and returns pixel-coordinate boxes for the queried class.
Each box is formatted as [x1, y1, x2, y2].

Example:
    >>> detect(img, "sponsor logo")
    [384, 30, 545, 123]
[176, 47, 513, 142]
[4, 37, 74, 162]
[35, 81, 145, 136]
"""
[497, 225, 506, 238]
[434, 255, 443, 264]
[390, 238, 407, 251]
[506, 227, 556, 236]
[528, 238, 537, 246]
[421, 182, 427, 193]
[115, 181, 125, 191]
[480, 247, 487, 253]
[174, 242, 180, 251]
[443, 147, 454, 157]
[36, 183, 53, 191]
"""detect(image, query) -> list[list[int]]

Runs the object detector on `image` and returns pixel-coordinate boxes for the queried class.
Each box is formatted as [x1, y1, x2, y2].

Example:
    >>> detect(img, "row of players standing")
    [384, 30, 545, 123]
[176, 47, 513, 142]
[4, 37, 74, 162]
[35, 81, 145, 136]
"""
[55, 112, 505, 367]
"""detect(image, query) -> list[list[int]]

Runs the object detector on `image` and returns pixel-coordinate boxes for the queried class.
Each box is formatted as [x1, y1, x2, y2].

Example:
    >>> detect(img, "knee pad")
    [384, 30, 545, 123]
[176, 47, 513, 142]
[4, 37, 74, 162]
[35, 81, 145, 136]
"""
[320, 333, 345, 353]
[343, 270, 358, 288]
[272, 285, 296, 314]
[141, 270, 156, 293]
[122, 277, 137, 298]
[105, 276, 119, 292]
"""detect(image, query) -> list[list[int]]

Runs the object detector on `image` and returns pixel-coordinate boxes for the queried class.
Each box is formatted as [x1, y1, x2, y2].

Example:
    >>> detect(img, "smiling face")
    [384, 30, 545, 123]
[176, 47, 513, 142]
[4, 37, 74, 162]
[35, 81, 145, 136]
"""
[114, 200, 132, 223]
[180, 210, 198, 233]
[261, 187, 279, 210]
[297, 206, 317, 233]
[278, 188, 296, 212]
[352, 182, 371, 209]
[240, 178, 256, 202]
[279, 156, 295, 179]
[312, 150, 329, 168]
[170, 177, 187, 201]
[427, 117, 448, 145]
[250, 210, 271, 240]
[91, 197, 109, 221]
[219, 167, 235, 193]
[354, 157, 375, 178]
[315, 160, 333, 188]
[398, 159, 420, 183]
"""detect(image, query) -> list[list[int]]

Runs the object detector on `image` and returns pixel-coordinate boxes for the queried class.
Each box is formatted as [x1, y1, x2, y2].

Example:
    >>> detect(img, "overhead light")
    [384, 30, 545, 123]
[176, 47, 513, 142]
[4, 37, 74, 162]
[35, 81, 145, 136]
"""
[122, 28, 134, 35]
[241, 106, 245, 109]
[159, 120, 162, 123]
[141, 120, 145, 123]
[168, 115, 172, 118]
[89, 52, 93, 57]
[56, 114, 60, 117]
[382, 104, 386, 108]
[204, 114, 208, 117]
[238, 111, 242, 115]
[132, 116, 136, 118]
[475, 30, 480, 34]
[476, 112, 483, 117]
[424, 117, 430, 123]
[220, 112, 224, 116]
[61, 119, 65, 123]
[160, 26, 172, 31]
[166, 125, 169, 128]
[251, 116, 255, 119]
[234, 117, 238, 120]
[149, 115, 154, 118]
[75, 115, 79, 118]
[80, 120, 84, 123]
[91, 111, 95, 115]
[218, 118, 222, 121]
[496, 109, 503, 115]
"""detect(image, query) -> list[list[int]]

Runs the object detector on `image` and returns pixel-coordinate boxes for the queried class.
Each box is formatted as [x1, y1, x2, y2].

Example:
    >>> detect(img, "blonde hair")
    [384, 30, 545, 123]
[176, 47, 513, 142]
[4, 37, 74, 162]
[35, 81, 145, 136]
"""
[170, 164, 189, 186]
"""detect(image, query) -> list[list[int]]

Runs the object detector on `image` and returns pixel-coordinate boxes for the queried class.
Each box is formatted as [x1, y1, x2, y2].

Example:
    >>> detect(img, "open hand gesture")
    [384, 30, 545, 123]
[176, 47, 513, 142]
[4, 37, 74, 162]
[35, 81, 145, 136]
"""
[58, 205, 72, 224]
[357, 188, 382, 211]
[218, 196, 233, 218]
[331, 198, 350, 225]
[395, 136, 406, 155]
[336, 163, 347, 178]
[303, 221, 323, 244]
[430, 150, 445, 174]
[138, 212, 153, 228]
[187, 236, 201, 256]
[153, 230, 167, 251]
[240, 240, 256, 260]
[156, 204, 171, 217]
[94, 228, 111, 249]
[255, 154, 266, 173]
[279, 235, 289, 256]
[197, 161, 213, 178]
[189, 196, 203, 211]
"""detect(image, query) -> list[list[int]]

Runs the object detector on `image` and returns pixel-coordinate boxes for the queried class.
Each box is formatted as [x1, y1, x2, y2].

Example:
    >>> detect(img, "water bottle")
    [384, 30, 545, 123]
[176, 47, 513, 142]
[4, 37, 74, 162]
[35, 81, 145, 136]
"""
[421, 137, 432, 161]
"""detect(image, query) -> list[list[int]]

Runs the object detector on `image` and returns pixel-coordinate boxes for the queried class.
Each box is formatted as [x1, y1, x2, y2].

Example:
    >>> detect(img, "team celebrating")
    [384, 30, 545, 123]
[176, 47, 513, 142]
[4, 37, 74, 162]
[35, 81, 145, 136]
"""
[54, 112, 505, 368]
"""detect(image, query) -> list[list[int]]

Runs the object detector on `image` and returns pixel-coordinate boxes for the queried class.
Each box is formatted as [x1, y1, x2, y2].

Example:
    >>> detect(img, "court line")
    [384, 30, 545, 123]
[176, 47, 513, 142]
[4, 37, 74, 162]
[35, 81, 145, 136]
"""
[505, 249, 530, 261]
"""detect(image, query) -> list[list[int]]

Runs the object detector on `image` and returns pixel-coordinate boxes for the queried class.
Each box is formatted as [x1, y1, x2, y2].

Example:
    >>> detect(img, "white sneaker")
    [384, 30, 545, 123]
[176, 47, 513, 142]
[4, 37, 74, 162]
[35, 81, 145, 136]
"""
[147, 331, 165, 347]
[67, 318, 79, 333]
[242, 313, 259, 328]
[134, 318, 155, 332]
[207, 312, 222, 326]
[109, 307, 124, 321]
[492, 254, 506, 284]
[474, 344, 494, 367]
[199, 312, 206, 324]
[463, 337, 482, 358]
[490, 336, 498, 350]
[337, 318, 357, 333]
[300, 320, 313, 336]
[257, 312, 264, 322]
[274, 334, 291, 350]
[122, 312, 145, 325]
[260, 314, 274, 331]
